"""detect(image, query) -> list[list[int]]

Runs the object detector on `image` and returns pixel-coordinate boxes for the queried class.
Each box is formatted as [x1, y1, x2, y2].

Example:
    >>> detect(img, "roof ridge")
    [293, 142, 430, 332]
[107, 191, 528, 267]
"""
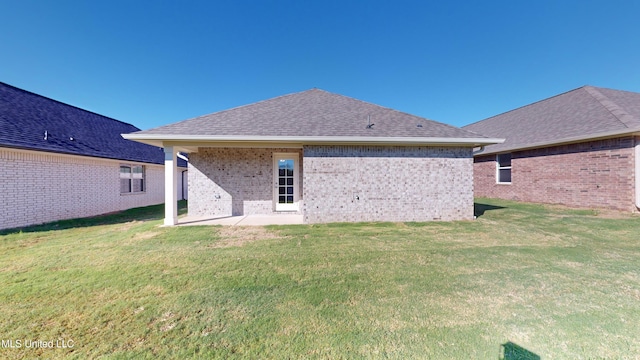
[463, 85, 591, 127]
[322, 90, 430, 120]
[582, 86, 640, 129]
[0, 81, 141, 130]
[304, 89, 487, 137]
[147, 88, 322, 131]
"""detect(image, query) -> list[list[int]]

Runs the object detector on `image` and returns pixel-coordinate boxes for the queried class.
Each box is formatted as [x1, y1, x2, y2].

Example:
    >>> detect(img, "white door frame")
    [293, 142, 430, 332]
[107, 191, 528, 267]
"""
[273, 153, 300, 212]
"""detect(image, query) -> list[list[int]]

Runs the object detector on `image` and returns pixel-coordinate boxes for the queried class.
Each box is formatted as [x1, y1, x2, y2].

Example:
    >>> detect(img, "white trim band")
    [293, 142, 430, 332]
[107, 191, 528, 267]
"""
[122, 134, 504, 148]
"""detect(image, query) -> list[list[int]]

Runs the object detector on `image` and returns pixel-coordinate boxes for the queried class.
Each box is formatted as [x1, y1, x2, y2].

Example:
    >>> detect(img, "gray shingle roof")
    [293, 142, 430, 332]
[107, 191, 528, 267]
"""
[131, 88, 489, 140]
[463, 86, 640, 155]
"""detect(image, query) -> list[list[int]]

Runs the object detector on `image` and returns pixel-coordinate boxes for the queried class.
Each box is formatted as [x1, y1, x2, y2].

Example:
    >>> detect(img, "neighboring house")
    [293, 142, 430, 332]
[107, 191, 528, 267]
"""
[463, 85, 640, 212]
[124, 89, 502, 225]
[0, 82, 187, 230]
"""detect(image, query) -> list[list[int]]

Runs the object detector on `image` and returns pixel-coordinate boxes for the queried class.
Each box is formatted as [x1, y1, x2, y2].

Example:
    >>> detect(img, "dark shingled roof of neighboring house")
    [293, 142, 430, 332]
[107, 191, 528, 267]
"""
[128, 88, 493, 141]
[0, 81, 184, 166]
[463, 86, 640, 155]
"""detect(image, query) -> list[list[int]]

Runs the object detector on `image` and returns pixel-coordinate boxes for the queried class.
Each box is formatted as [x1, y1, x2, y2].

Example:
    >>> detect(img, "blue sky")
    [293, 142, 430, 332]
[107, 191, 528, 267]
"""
[1, 0, 640, 130]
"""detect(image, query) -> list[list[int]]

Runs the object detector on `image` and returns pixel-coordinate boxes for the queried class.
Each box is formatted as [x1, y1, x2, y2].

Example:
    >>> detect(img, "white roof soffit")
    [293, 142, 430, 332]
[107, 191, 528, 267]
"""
[121, 134, 505, 148]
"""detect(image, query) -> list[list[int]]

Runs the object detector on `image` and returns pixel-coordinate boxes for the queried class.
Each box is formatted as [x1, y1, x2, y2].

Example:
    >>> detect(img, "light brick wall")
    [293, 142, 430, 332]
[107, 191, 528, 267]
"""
[0, 147, 165, 230]
[473, 136, 637, 212]
[303, 145, 474, 223]
[188, 148, 304, 217]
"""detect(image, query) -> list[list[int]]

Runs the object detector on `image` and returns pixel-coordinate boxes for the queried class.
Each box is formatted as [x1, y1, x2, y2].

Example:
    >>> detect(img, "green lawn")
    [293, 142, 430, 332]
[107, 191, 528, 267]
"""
[1, 199, 639, 359]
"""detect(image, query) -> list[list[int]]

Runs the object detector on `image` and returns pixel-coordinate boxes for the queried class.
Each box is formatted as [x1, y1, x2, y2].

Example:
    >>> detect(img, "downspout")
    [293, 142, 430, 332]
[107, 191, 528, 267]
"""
[471, 145, 485, 220]
[636, 138, 640, 209]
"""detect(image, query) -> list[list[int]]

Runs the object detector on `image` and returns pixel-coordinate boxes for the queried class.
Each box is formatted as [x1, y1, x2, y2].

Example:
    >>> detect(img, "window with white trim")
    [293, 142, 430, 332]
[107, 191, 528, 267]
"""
[496, 153, 512, 184]
[120, 165, 145, 194]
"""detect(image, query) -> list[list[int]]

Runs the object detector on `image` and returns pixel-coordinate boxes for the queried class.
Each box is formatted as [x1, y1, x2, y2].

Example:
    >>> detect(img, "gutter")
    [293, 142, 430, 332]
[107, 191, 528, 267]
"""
[121, 134, 505, 148]
[472, 128, 640, 156]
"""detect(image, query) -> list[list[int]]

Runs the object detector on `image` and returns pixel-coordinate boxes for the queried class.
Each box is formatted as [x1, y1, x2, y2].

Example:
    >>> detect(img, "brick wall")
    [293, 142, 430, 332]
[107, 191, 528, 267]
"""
[303, 145, 474, 223]
[188, 148, 304, 217]
[473, 136, 637, 211]
[0, 147, 165, 230]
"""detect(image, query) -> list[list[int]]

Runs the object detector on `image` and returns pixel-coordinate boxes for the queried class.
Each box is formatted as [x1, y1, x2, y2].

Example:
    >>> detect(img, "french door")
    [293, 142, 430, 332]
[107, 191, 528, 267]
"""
[273, 153, 299, 211]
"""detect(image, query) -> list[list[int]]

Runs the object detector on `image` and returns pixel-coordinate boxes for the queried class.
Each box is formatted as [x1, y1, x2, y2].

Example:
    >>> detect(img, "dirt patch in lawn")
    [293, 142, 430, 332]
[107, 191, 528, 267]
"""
[116, 221, 143, 232]
[543, 205, 637, 219]
[119, 230, 161, 246]
[211, 226, 283, 248]
[133, 231, 161, 241]
[590, 209, 640, 219]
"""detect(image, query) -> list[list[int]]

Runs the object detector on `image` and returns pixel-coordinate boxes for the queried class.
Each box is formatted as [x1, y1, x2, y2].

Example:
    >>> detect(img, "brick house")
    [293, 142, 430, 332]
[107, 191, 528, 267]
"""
[463, 86, 640, 212]
[0, 82, 187, 230]
[124, 89, 502, 225]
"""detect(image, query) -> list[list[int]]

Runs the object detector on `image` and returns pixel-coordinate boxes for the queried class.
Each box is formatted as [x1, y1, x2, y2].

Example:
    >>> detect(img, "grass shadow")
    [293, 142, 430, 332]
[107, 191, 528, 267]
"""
[0, 200, 188, 235]
[500, 342, 540, 360]
[475, 202, 506, 218]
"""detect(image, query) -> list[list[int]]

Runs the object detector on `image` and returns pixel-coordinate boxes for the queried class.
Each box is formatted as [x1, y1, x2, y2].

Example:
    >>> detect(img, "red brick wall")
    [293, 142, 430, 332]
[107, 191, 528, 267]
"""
[473, 136, 637, 212]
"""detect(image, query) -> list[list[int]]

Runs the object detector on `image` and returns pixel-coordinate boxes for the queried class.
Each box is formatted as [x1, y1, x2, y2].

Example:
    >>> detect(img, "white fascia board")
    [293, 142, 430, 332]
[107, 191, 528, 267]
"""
[473, 129, 640, 156]
[122, 133, 504, 148]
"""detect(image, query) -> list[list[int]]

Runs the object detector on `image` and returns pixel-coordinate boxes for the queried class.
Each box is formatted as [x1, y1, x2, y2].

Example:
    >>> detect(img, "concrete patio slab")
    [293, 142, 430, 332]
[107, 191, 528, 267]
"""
[177, 214, 304, 226]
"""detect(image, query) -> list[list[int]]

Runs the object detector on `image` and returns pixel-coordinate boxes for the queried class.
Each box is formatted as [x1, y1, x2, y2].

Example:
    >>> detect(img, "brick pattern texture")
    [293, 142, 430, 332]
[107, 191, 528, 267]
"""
[303, 145, 474, 223]
[0, 148, 165, 230]
[188, 148, 304, 217]
[473, 136, 638, 212]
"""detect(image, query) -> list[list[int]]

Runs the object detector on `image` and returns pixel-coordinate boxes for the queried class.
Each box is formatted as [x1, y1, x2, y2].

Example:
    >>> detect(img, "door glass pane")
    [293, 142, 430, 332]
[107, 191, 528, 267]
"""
[277, 158, 295, 206]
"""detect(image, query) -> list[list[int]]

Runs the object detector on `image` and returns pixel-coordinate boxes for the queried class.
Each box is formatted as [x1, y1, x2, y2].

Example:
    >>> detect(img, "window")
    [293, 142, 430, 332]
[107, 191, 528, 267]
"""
[120, 165, 145, 194]
[496, 153, 512, 184]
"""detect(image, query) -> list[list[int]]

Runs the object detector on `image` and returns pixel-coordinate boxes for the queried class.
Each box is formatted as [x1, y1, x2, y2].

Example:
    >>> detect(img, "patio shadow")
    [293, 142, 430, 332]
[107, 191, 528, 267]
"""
[500, 341, 540, 360]
[474, 202, 506, 218]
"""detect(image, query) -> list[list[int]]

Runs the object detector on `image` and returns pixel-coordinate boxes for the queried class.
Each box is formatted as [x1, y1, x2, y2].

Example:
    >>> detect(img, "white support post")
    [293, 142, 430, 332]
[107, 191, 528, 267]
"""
[164, 146, 178, 226]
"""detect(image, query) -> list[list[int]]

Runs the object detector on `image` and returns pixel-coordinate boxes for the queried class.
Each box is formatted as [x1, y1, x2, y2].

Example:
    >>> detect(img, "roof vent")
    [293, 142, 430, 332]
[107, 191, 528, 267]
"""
[417, 124, 423, 128]
[366, 115, 374, 129]
[44, 131, 48, 140]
